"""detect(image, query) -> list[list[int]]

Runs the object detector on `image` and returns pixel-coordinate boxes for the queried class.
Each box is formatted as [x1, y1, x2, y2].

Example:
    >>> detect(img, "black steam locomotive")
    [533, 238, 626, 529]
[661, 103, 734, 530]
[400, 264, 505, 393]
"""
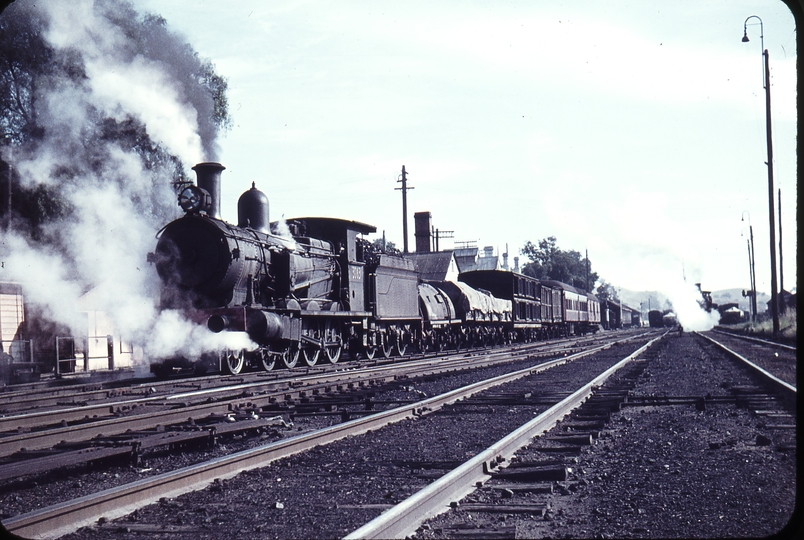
[150, 163, 603, 375]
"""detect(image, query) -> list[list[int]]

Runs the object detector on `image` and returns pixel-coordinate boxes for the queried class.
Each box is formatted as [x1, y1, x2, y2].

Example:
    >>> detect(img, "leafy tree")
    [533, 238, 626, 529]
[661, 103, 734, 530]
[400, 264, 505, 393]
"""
[595, 280, 619, 302]
[372, 237, 398, 254]
[0, 0, 231, 235]
[520, 236, 599, 291]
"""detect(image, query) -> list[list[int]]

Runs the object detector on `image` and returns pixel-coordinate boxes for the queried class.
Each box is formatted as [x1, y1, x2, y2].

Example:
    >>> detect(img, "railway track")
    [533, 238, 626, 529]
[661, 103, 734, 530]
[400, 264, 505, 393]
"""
[0, 333, 608, 416]
[0, 332, 644, 463]
[3, 332, 655, 538]
[346, 334, 664, 538]
[401, 331, 796, 539]
[704, 329, 796, 388]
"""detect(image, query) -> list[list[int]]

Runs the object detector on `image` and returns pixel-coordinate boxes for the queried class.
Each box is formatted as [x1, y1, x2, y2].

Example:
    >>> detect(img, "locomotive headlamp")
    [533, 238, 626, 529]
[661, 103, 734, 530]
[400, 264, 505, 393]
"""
[178, 185, 212, 214]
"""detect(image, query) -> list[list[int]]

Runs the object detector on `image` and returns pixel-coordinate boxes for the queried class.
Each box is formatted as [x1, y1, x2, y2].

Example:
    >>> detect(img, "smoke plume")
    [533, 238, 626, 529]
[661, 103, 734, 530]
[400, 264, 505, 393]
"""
[0, 0, 243, 373]
[663, 279, 721, 332]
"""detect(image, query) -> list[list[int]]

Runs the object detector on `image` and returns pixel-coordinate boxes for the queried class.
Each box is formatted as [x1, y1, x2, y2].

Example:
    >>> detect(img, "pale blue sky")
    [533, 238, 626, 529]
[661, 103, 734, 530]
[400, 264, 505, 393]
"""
[135, 0, 797, 296]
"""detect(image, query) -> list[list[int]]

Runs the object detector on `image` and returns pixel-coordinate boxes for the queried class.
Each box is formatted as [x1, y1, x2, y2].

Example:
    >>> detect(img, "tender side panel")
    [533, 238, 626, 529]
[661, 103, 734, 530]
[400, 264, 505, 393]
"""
[371, 255, 420, 320]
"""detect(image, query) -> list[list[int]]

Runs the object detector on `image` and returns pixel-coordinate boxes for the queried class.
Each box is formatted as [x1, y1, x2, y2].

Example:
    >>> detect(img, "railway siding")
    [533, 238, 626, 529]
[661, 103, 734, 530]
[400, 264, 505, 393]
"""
[8, 336, 651, 539]
[704, 329, 796, 387]
[416, 332, 796, 539]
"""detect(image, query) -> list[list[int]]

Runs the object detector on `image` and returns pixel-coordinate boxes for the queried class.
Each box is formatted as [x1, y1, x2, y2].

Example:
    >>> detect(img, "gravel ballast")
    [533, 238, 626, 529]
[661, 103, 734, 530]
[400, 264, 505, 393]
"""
[418, 333, 797, 539]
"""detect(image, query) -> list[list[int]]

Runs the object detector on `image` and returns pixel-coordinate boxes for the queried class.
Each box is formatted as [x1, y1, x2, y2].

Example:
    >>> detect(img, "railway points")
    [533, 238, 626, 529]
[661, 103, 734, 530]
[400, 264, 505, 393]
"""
[2, 332, 651, 538]
[0, 322, 796, 539]
[408, 332, 796, 539]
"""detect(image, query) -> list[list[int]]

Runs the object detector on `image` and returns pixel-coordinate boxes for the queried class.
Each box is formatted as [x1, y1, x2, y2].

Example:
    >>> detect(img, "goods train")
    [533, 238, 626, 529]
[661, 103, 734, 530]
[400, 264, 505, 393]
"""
[149, 163, 607, 375]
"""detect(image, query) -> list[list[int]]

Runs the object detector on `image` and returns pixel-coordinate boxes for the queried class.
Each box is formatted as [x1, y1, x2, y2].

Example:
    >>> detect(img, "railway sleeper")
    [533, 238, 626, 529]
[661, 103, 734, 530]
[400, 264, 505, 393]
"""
[452, 503, 548, 515]
[438, 525, 517, 539]
[490, 465, 568, 482]
[486, 482, 554, 494]
[531, 445, 583, 454]
[0, 445, 135, 483]
[559, 420, 606, 430]
[548, 433, 595, 445]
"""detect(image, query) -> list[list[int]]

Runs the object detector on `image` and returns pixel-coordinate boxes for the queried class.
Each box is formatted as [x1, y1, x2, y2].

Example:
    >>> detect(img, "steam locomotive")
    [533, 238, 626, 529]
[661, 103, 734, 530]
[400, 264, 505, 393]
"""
[149, 163, 602, 375]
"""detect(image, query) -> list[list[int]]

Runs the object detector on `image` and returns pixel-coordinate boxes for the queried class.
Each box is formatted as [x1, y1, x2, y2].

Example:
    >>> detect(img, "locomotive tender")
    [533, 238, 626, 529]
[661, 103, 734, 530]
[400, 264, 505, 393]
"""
[150, 163, 602, 375]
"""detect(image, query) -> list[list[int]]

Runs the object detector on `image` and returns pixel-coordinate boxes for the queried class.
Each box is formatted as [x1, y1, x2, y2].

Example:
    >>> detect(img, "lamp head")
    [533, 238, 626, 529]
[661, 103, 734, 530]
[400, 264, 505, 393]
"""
[742, 32, 750, 42]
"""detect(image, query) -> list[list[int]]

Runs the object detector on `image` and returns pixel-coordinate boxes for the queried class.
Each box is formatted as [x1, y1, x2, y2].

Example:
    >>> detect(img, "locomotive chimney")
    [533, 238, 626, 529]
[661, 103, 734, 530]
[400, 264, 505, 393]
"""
[192, 162, 226, 219]
[414, 211, 432, 253]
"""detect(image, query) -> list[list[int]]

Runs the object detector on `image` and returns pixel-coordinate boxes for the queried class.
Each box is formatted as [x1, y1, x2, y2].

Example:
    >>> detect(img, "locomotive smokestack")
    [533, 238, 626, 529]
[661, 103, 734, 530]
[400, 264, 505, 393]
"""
[192, 162, 226, 219]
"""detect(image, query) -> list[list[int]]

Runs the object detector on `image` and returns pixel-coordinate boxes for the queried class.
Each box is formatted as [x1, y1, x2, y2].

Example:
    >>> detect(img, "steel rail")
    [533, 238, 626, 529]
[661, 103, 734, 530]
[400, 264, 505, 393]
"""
[0, 354, 456, 433]
[0, 334, 614, 437]
[2, 336, 629, 539]
[696, 332, 796, 396]
[345, 332, 665, 539]
[711, 329, 796, 352]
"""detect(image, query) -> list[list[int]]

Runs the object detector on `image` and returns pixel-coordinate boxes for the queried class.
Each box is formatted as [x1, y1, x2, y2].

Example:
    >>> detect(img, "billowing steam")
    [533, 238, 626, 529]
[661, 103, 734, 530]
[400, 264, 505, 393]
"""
[662, 279, 721, 331]
[0, 0, 251, 374]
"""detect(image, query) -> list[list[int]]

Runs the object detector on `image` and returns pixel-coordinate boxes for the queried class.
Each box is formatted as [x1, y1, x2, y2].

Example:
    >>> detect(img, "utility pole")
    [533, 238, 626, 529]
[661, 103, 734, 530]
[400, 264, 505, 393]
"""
[395, 165, 413, 254]
[778, 188, 785, 313]
[763, 48, 780, 335]
[744, 236, 755, 324]
[585, 249, 589, 292]
[432, 227, 454, 252]
[2, 137, 11, 231]
[742, 16, 779, 335]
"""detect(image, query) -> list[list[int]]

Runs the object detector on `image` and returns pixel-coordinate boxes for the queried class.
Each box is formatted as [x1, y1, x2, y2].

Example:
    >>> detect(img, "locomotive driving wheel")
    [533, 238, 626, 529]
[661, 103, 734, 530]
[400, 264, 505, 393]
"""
[258, 348, 276, 371]
[223, 349, 245, 375]
[323, 320, 342, 364]
[395, 337, 407, 357]
[381, 333, 394, 358]
[281, 344, 300, 369]
[302, 344, 320, 366]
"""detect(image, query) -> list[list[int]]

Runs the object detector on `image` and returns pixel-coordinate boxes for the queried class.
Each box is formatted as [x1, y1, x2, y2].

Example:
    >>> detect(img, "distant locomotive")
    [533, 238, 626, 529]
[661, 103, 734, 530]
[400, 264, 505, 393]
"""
[150, 163, 609, 375]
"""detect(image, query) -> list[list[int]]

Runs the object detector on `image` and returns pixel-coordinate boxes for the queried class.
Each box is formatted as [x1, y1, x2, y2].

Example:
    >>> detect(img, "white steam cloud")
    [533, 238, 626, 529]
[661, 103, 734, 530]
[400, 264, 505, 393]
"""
[0, 0, 242, 374]
[662, 279, 721, 332]
[40, 0, 204, 165]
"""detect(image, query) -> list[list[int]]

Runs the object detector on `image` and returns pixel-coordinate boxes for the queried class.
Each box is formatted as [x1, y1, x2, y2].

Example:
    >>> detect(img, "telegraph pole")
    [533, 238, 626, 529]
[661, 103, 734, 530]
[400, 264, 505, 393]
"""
[395, 165, 413, 254]
[585, 249, 590, 291]
[763, 48, 780, 335]
[778, 188, 784, 313]
[2, 136, 11, 231]
[432, 227, 454, 252]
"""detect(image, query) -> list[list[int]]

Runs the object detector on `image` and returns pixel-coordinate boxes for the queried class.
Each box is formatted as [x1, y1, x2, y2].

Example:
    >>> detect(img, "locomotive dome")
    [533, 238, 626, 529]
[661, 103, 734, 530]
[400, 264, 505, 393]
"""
[237, 182, 270, 233]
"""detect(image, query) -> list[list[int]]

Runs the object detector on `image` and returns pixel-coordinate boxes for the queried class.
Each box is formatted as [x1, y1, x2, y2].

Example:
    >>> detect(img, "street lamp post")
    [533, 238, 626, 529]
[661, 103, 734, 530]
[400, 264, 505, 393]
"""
[742, 15, 780, 337]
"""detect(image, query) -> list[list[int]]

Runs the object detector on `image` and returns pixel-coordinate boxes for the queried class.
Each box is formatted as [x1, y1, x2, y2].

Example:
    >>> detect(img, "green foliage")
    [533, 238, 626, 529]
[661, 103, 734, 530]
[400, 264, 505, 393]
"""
[371, 237, 398, 253]
[595, 280, 619, 302]
[520, 236, 599, 291]
[0, 0, 231, 233]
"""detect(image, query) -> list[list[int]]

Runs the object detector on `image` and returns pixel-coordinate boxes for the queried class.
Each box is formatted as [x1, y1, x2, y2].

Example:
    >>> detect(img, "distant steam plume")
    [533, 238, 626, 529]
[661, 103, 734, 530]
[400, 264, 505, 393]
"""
[663, 279, 721, 331]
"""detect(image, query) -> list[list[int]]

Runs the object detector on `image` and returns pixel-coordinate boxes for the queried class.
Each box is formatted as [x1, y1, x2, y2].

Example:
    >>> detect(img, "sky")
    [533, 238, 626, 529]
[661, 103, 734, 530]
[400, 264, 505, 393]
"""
[68, 1, 804, 298]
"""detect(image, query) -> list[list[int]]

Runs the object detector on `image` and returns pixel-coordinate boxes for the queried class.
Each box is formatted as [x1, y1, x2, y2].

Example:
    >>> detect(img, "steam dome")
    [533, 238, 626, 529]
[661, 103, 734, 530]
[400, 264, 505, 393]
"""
[237, 182, 270, 233]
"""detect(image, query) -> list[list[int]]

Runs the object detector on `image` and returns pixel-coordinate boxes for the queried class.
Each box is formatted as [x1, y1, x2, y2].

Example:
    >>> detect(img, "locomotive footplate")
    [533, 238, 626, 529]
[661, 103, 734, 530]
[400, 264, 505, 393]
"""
[298, 310, 372, 318]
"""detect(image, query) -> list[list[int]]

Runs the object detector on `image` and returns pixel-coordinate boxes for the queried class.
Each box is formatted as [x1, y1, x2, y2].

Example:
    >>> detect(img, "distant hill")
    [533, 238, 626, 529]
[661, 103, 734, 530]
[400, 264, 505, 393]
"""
[711, 288, 770, 312]
[617, 289, 668, 312]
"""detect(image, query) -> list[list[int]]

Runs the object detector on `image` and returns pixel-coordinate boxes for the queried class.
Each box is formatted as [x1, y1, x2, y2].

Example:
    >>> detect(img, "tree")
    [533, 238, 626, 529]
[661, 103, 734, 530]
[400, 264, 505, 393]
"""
[520, 236, 599, 291]
[0, 0, 232, 236]
[372, 237, 398, 254]
[595, 280, 619, 302]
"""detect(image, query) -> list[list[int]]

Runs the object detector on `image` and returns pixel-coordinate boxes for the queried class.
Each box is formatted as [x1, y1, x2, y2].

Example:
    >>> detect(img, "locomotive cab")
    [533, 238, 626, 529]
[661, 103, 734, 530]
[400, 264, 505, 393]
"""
[282, 217, 377, 313]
